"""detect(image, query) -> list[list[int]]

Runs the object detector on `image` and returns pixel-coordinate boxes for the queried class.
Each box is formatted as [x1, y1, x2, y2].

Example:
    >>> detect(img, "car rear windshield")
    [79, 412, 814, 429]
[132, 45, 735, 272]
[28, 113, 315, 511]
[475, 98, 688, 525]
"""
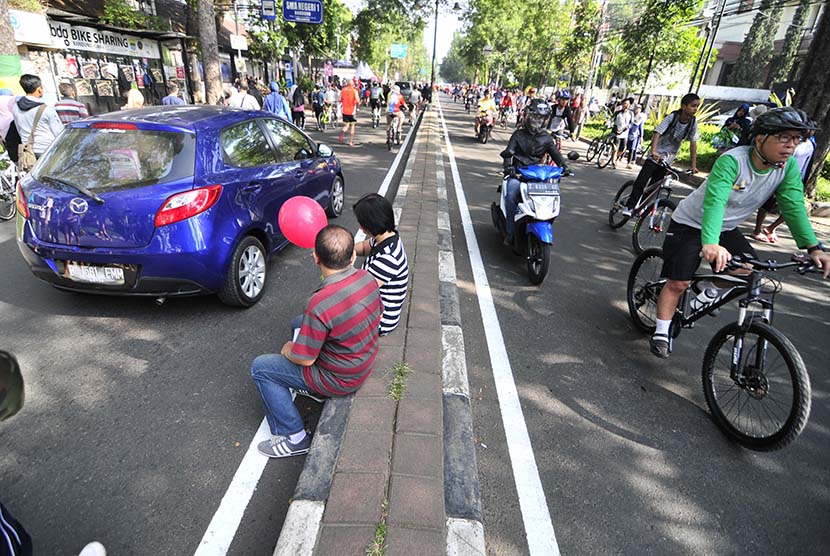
[34, 127, 196, 192]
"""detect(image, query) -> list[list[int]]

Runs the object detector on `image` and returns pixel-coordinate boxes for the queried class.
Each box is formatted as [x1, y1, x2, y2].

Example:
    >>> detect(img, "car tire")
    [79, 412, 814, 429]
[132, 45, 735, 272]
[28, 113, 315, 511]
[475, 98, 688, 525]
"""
[218, 236, 267, 308]
[325, 175, 345, 218]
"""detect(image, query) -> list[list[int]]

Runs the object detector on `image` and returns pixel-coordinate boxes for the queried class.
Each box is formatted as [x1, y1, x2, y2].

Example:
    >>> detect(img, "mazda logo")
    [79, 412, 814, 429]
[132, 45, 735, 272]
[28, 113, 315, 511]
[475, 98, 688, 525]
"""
[69, 198, 88, 214]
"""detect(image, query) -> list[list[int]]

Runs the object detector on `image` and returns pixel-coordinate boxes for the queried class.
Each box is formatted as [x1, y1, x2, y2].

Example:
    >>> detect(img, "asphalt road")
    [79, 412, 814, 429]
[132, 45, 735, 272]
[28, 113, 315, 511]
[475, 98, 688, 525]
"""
[0, 109, 406, 556]
[437, 95, 830, 556]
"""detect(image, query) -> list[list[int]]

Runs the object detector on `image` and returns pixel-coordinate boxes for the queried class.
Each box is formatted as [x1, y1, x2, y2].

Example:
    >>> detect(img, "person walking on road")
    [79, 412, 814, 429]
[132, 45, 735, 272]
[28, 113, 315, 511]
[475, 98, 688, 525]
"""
[11, 74, 64, 171]
[353, 193, 410, 336]
[228, 82, 260, 110]
[339, 80, 360, 146]
[291, 85, 306, 129]
[263, 82, 291, 121]
[55, 83, 89, 123]
[251, 225, 382, 458]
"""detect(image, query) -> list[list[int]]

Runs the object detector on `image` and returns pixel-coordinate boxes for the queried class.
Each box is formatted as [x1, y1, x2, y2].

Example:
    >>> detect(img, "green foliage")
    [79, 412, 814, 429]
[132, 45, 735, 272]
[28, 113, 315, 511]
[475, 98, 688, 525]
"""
[644, 96, 719, 128]
[555, 0, 600, 85]
[245, 23, 287, 64]
[768, 0, 811, 84]
[100, 0, 170, 31]
[440, 33, 473, 83]
[388, 362, 412, 401]
[354, 0, 428, 80]
[605, 0, 705, 90]
[816, 176, 830, 203]
[730, 0, 784, 88]
[8, 0, 43, 13]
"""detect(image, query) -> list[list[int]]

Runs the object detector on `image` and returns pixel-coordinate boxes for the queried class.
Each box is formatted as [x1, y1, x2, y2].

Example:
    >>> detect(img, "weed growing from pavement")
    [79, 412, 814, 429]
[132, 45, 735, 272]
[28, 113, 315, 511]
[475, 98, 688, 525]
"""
[388, 362, 412, 401]
[366, 499, 388, 555]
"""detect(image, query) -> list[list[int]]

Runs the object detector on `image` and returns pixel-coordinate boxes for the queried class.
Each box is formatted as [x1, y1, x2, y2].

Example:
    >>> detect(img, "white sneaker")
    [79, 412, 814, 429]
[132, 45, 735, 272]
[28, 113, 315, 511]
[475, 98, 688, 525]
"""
[78, 542, 107, 556]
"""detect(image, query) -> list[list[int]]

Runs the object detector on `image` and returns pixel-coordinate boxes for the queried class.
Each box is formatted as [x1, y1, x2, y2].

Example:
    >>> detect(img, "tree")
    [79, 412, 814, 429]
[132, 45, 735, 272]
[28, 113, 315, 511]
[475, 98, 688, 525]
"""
[440, 33, 473, 83]
[767, 0, 810, 85]
[197, 0, 223, 105]
[0, 0, 22, 94]
[729, 0, 784, 88]
[555, 0, 601, 86]
[354, 0, 428, 80]
[793, 6, 830, 199]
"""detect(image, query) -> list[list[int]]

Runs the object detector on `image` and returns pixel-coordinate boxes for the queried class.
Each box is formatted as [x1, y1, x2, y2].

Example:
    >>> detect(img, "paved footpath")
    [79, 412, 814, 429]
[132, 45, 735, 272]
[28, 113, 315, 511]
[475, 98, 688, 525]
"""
[273, 107, 485, 555]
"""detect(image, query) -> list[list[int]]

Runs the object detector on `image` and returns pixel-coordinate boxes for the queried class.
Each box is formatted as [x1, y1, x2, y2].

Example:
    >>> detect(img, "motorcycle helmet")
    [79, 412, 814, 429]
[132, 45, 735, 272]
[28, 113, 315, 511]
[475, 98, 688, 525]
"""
[525, 99, 550, 134]
[750, 106, 816, 137]
[567, 151, 580, 161]
[0, 351, 24, 422]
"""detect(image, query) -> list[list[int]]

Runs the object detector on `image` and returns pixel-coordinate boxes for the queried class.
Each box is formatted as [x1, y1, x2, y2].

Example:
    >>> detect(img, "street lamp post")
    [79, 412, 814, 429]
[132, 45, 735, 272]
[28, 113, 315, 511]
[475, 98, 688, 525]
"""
[429, 1, 461, 89]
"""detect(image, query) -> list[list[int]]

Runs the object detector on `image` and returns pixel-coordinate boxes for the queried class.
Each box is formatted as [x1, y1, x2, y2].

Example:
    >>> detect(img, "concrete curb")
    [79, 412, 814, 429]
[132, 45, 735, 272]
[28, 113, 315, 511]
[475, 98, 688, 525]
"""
[272, 109, 426, 556]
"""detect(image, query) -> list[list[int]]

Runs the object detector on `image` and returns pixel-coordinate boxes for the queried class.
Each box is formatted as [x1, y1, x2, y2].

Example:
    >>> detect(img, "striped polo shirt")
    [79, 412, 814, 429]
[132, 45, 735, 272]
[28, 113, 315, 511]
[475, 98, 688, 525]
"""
[362, 233, 409, 335]
[54, 98, 88, 124]
[292, 266, 382, 396]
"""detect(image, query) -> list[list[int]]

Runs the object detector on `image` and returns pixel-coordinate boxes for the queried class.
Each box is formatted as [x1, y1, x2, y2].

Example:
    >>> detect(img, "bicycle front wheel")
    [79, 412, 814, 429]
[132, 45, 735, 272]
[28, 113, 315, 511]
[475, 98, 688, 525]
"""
[626, 248, 664, 334]
[632, 198, 676, 254]
[608, 180, 634, 229]
[586, 138, 599, 162]
[702, 321, 811, 451]
[597, 142, 614, 168]
[0, 175, 16, 221]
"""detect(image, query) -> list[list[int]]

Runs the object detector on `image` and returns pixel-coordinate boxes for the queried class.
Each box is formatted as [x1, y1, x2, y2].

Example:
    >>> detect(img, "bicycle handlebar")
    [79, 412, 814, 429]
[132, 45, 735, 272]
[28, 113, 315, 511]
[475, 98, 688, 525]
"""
[726, 253, 818, 275]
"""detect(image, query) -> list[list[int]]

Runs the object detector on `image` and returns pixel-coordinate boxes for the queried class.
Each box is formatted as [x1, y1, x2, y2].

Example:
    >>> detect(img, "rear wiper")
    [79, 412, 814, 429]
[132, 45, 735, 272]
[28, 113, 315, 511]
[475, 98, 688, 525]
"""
[39, 175, 105, 205]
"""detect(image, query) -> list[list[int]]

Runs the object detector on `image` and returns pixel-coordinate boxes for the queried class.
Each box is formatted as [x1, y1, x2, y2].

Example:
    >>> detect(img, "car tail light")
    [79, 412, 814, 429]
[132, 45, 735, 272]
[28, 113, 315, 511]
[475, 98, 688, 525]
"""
[16, 181, 29, 219]
[155, 185, 222, 227]
[91, 122, 138, 130]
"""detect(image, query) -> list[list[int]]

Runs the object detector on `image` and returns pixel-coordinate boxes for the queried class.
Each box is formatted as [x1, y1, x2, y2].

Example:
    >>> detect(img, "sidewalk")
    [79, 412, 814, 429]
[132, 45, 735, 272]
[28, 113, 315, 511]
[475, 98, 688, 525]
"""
[274, 107, 484, 555]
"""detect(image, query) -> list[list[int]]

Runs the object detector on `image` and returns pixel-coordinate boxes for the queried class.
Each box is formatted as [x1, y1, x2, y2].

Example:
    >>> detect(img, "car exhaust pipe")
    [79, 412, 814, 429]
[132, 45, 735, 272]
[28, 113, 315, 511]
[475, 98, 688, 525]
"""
[154, 296, 166, 307]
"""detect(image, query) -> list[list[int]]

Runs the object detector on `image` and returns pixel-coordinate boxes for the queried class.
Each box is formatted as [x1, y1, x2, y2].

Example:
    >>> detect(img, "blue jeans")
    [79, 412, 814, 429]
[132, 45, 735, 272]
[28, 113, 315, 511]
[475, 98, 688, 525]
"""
[250, 316, 314, 436]
[504, 178, 522, 238]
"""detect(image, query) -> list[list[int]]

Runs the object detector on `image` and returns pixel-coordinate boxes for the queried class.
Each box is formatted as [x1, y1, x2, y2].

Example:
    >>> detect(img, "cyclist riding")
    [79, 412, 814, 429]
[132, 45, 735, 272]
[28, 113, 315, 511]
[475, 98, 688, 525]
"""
[475, 90, 497, 135]
[408, 86, 423, 124]
[547, 90, 574, 134]
[323, 84, 337, 124]
[500, 99, 570, 245]
[369, 80, 384, 124]
[648, 106, 830, 359]
[499, 91, 513, 125]
[386, 84, 408, 143]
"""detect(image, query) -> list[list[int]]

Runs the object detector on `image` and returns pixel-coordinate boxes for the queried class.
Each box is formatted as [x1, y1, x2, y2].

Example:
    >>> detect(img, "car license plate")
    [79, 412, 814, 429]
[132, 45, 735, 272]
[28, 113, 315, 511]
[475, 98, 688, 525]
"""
[528, 182, 560, 195]
[66, 263, 125, 285]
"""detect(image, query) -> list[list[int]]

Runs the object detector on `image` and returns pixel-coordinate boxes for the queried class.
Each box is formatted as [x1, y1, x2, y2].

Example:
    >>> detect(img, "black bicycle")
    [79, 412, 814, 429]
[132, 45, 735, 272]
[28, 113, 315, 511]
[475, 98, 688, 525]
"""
[627, 249, 818, 451]
[585, 127, 614, 163]
[608, 160, 690, 254]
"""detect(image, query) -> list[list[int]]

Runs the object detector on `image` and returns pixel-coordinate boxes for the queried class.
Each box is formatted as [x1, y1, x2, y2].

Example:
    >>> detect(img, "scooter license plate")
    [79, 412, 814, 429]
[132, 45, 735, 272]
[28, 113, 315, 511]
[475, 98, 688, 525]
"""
[527, 182, 560, 195]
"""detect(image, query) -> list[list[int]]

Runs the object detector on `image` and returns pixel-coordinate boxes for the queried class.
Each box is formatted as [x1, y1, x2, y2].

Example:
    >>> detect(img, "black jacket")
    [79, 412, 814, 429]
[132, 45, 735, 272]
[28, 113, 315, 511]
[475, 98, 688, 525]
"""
[501, 128, 567, 172]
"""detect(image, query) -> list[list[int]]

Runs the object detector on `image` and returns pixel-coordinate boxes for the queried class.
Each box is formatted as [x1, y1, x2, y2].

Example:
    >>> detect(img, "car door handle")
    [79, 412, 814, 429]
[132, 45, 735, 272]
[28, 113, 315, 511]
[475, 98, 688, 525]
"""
[294, 170, 306, 180]
[241, 182, 262, 192]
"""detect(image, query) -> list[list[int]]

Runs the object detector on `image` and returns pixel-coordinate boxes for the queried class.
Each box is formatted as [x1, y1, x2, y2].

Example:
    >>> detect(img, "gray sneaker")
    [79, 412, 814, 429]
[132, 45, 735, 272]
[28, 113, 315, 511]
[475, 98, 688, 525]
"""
[289, 387, 326, 403]
[650, 333, 671, 359]
[258, 433, 311, 458]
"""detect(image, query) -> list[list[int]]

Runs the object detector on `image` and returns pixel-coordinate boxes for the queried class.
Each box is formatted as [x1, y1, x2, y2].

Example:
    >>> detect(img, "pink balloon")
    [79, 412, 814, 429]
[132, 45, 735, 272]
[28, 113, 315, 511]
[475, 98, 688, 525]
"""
[278, 196, 328, 249]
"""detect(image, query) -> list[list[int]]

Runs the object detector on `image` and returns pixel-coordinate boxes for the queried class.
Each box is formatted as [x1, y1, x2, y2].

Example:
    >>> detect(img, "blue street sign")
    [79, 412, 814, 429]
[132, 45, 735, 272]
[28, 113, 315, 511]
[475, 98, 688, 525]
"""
[283, 0, 323, 24]
[262, 0, 276, 20]
[390, 43, 408, 59]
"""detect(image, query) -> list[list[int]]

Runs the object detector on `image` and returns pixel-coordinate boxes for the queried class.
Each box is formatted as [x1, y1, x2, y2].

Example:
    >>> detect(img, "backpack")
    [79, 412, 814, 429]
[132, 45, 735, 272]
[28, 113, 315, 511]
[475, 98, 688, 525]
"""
[663, 110, 695, 142]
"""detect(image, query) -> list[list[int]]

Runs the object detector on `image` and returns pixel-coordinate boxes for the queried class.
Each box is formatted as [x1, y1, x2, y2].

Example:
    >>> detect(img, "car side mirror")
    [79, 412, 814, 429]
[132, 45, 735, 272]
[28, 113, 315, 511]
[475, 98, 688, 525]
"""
[318, 143, 333, 158]
[0, 351, 24, 421]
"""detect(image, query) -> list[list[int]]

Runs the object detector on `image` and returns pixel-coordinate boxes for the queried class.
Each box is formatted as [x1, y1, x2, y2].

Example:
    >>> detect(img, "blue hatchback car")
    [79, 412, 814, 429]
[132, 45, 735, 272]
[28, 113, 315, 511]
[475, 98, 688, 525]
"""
[16, 106, 344, 306]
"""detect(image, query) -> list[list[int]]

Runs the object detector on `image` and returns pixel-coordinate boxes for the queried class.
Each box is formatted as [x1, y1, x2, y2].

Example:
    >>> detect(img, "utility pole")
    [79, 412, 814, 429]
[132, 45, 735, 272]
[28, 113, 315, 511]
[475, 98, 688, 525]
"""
[585, 0, 607, 99]
[696, 0, 728, 92]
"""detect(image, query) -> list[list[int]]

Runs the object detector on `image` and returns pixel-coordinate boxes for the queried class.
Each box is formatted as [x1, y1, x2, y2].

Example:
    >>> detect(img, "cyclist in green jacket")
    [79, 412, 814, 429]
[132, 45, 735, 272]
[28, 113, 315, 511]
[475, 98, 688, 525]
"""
[649, 107, 830, 358]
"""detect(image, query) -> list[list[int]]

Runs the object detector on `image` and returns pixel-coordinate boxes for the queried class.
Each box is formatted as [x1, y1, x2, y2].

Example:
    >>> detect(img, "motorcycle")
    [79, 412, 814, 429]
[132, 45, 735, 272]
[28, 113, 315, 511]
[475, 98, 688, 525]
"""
[490, 164, 567, 284]
[475, 110, 495, 144]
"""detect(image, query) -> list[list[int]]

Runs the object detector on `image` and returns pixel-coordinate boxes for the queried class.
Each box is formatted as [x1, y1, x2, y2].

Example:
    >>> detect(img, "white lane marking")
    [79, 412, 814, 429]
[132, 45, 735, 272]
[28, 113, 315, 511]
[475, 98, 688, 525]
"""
[193, 418, 271, 556]
[196, 116, 423, 556]
[272, 500, 325, 556]
[437, 100, 561, 556]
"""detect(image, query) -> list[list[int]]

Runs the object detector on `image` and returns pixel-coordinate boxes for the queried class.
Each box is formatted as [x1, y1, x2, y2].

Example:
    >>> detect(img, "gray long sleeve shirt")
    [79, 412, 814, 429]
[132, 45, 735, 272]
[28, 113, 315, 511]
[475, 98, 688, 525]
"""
[12, 96, 64, 155]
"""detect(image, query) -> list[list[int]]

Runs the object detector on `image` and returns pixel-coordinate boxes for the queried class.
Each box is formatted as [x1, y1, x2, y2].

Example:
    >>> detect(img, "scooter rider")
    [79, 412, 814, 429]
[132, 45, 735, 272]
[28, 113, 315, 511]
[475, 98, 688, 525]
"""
[500, 99, 570, 245]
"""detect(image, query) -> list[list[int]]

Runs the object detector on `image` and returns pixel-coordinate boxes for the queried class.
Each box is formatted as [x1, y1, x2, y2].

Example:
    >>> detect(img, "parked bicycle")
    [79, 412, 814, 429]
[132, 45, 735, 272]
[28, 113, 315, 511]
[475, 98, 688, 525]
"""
[0, 152, 17, 221]
[585, 126, 615, 167]
[608, 160, 690, 254]
[627, 248, 820, 451]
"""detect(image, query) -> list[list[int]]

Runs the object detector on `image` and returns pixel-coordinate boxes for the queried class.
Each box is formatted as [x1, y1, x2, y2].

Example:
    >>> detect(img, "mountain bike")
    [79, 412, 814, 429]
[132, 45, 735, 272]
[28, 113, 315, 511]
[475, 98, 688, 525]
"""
[386, 113, 402, 151]
[608, 160, 690, 254]
[595, 133, 620, 169]
[586, 127, 614, 163]
[0, 153, 17, 221]
[627, 249, 819, 451]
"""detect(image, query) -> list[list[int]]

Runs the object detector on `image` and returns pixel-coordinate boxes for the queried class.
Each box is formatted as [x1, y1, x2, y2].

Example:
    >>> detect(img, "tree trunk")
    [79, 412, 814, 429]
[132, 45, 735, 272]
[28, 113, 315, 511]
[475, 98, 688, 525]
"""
[794, 7, 830, 199]
[198, 0, 223, 105]
[0, 0, 22, 93]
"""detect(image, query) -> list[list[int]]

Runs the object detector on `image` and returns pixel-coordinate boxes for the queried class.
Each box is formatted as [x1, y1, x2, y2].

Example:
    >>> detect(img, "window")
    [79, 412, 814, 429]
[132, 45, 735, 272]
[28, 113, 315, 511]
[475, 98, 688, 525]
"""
[128, 0, 157, 15]
[261, 119, 314, 164]
[34, 128, 195, 192]
[738, 0, 754, 13]
[221, 121, 275, 168]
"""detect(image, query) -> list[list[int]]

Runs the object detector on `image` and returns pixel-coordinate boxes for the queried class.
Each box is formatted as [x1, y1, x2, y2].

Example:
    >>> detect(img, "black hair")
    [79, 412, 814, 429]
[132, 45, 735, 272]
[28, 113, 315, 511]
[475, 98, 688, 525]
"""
[680, 93, 700, 106]
[315, 224, 355, 270]
[19, 74, 41, 94]
[353, 193, 395, 236]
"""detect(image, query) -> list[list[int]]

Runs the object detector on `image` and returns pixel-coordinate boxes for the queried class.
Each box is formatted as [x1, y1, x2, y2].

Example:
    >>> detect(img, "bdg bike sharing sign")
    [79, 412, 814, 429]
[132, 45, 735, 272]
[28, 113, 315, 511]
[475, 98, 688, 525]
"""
[282, 0, 323, 24]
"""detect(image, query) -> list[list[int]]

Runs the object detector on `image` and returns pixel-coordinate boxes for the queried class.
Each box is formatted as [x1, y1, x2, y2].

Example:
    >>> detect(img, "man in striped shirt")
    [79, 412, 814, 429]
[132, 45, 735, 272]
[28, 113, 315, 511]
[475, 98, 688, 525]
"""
[353, 193, 409, 335]
[54, 83, 89, 124]
[251, 225, 382, 458]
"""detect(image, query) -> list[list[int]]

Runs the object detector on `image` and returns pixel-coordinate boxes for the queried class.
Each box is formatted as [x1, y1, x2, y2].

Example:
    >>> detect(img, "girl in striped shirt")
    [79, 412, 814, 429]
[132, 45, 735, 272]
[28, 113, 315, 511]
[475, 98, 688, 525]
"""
[353, 193, 410, 336]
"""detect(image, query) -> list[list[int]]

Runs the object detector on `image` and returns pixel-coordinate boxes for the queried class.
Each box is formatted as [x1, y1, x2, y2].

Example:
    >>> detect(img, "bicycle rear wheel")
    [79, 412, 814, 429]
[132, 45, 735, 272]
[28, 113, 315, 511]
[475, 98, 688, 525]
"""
[586, 138, 600, 162]
[632, 198, 676, 254]
[702, 321, 811, 451]
[608, 180, 634, 229]
[597, 141, 614, 168]
[0, 174, 16, 221]
[627, 248, 665, 334]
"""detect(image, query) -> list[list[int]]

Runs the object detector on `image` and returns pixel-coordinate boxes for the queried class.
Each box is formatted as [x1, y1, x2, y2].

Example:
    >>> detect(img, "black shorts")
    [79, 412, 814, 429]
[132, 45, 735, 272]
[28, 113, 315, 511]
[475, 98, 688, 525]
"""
[616, 138, 627, 151]
[343, 114, 356, 123]
[660, 221, 757, 281]
[313, 104, 323, 115]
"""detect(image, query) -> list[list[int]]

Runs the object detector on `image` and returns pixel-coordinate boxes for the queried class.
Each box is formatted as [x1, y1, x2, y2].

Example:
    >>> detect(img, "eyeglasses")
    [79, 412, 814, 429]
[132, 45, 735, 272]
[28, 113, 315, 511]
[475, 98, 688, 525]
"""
[769, 133, 803, 145]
